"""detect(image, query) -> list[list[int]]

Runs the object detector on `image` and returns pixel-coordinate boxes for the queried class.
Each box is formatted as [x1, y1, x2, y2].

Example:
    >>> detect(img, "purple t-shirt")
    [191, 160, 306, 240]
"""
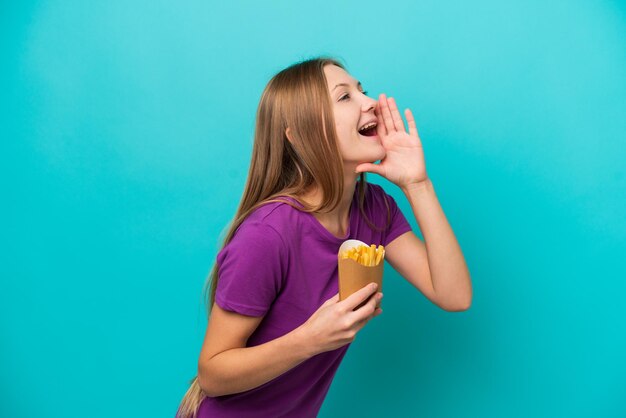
[196, 182, 412, 418]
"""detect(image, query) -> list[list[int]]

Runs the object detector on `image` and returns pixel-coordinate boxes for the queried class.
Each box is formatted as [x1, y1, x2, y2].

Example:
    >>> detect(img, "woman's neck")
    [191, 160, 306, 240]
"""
[301, 169, 359, 238]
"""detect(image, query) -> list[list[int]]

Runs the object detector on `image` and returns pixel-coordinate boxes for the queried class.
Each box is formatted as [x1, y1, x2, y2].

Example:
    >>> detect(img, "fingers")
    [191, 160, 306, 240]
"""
[355, 162, 385, 176]
[340, 282, 378, 312]
[388, 97, 407, 132]
[378, 94, 408, 133]
[405, 108, 419, 139]
[323, 293, 340, 306]
[349, 291, 383, 325]
[378, 94, 397, 132]
[375, 105, 387, 137]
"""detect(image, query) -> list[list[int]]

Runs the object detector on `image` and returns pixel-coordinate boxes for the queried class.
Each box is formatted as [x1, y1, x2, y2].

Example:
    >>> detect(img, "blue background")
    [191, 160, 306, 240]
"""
[2, 1, 625, 417]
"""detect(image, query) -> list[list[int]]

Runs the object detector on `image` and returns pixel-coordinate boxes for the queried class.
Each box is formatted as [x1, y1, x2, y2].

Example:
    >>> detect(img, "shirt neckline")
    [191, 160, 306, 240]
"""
[281, 188, 359, 244]
[306, 193, 357, 243]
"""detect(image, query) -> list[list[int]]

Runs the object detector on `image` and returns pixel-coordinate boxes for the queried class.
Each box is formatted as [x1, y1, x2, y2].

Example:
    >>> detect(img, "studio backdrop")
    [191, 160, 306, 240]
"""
[2, 1, 625, 417]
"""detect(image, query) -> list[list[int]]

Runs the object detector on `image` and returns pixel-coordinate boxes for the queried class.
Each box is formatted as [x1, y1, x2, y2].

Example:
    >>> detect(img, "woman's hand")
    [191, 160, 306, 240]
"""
[297, 283, 383, 356]
[355, 94, 429, 190]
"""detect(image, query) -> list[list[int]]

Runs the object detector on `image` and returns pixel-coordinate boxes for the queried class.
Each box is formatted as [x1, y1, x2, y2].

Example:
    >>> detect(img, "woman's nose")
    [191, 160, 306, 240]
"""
[362, 95, 377, 112]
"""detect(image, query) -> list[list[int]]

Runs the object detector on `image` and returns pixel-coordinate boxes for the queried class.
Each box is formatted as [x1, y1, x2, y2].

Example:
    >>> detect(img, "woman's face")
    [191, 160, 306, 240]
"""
[324, 64, 386, 167]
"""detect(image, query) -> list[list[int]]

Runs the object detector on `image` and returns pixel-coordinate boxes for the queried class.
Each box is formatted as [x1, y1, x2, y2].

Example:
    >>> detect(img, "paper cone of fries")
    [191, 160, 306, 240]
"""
[338, 239, 385, 311]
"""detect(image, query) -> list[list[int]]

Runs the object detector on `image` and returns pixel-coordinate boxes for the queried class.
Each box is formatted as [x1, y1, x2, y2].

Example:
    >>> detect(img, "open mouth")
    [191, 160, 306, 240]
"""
[358, 123, 378, 137]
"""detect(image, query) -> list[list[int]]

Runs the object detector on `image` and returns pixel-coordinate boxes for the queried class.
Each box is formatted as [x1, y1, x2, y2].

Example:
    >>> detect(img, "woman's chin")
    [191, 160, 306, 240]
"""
[371, 146, 387, 162]
[356, 150, 386, 167]
[362, 139, 386, 159]
[341, 142, 386, 166]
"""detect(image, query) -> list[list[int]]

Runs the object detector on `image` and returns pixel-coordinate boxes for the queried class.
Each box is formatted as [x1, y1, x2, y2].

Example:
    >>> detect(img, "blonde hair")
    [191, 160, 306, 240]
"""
[175, 56, 388, 418]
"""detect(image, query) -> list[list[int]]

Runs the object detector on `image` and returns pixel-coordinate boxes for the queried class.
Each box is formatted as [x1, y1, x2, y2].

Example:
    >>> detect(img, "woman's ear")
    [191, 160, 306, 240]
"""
[285, 127, 294, 144]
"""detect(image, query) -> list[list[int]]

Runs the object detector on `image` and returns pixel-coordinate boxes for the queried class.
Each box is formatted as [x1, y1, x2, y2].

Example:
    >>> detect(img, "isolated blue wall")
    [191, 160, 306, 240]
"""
[2, 1, 625, 417]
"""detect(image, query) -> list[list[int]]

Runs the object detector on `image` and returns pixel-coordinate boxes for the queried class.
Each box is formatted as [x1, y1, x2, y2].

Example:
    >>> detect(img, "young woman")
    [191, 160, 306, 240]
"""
[175, 57, 472, 417]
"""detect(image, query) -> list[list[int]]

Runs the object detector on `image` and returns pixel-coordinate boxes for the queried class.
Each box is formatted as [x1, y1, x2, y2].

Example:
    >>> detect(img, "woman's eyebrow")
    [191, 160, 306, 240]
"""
[332, 80, 362, 91]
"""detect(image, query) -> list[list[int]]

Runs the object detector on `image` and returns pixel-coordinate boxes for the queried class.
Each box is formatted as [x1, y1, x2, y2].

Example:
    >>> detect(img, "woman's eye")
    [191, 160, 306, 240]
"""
[339, 90, 368, 101]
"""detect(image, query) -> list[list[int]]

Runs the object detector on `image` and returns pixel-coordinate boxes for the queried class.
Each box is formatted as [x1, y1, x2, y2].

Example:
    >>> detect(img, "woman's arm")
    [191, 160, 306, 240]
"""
[197, 304, 313, 397]
[199, 331, 312, 397]
[386, 179, 472, 311]
[198, 284, 382, 397]
[355, 94, 472, 311]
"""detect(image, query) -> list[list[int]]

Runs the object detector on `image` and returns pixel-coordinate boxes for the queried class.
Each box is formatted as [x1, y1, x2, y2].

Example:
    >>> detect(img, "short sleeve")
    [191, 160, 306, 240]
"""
[366, 183, 413, 246]
[383, 190, 413, 246]
[215, 222, 287, 317]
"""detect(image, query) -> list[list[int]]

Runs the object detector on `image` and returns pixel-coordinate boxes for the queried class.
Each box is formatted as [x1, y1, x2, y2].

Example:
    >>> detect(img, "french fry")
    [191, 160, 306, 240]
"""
[339, 243, 385, 267]
[375, 245, 383, 265]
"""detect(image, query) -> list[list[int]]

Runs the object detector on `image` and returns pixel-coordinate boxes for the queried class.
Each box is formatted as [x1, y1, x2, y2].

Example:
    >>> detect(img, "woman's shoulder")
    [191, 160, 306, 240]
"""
[235, 197, 305, 239]
[218, 201, 296, 261]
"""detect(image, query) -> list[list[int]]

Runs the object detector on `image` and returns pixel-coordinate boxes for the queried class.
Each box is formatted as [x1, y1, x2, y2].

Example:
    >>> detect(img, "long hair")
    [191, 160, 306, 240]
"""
[175, 56, 388, 418]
